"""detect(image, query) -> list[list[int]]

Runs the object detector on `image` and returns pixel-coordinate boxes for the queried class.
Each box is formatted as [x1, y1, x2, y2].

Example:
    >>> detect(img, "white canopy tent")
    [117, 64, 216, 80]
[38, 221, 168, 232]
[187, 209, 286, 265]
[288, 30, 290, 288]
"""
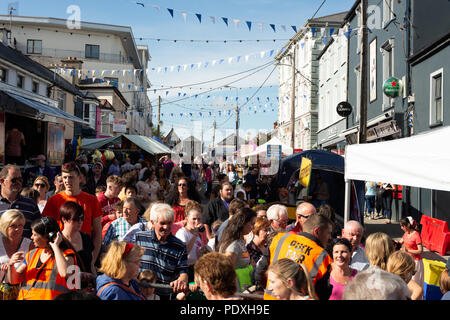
[343, 126, 450, 222]
[241, 137, 293, 157]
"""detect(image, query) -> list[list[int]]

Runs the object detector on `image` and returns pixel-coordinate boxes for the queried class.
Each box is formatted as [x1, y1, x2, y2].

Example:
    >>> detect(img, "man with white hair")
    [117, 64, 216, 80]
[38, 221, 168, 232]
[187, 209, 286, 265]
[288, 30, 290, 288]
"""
[342, 267, 411, 300]
[135, 203, 188, 300]
[266, 204, 289, 232]
[341, 220, 369, 271]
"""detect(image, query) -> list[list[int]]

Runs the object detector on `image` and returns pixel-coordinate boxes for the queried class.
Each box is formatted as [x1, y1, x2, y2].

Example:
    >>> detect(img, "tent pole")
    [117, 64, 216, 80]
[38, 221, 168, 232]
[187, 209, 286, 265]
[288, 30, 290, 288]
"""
[344, 179, 351, 224]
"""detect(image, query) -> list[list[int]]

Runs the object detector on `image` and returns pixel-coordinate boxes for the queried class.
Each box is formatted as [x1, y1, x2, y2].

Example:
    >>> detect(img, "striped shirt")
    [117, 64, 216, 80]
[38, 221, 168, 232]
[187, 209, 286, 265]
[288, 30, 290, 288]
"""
[135, 229, 188, 297]
[0, 195, 41, 239]
[102, 216, 147, 246]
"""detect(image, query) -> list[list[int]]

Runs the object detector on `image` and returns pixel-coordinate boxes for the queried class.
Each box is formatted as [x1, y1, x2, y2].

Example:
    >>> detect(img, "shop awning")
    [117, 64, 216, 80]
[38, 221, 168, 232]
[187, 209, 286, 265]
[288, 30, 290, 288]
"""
[81, 134, 172, 155]
[124, 134, 172, 155]
[3, 91, 89, 125]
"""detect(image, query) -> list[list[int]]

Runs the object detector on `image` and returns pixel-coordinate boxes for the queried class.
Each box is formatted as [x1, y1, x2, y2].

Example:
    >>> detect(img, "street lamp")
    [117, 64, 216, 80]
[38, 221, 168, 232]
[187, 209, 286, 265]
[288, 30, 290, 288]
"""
[224, 85, 239, 153]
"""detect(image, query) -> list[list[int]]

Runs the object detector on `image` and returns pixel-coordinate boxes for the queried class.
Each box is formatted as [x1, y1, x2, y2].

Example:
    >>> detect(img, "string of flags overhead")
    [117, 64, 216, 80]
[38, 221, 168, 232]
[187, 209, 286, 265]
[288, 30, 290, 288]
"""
[134, 1, 356, 39]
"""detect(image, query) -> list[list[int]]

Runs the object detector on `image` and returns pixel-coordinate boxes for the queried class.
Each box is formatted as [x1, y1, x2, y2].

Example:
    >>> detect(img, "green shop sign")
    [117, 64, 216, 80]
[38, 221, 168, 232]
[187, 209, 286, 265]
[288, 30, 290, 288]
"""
[383, 77, 402, 98]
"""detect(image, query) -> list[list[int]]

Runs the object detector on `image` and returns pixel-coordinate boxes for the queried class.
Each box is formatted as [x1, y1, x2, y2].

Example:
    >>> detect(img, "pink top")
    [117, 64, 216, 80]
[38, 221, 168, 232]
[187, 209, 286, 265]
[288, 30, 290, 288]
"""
[402, 231, 422, 261]
[329, 269, 358, 300]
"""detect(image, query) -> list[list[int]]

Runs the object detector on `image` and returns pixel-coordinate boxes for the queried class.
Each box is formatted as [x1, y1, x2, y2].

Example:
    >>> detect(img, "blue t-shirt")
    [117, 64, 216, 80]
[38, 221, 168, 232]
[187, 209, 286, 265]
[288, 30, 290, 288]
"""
[365, 182, 377, 196]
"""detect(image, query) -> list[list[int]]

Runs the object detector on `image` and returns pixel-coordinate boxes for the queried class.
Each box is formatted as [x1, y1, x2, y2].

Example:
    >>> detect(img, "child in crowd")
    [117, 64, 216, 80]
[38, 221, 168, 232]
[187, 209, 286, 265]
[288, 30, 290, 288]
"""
[395, 217, 424, 288]
[138, 270, 160, 300]
[102, 201, 124, 239]
[20, 187, 40, 204]
[125, 185, 138, 198]
[206, 220, 223, 252]
[95, 185, 106, 197]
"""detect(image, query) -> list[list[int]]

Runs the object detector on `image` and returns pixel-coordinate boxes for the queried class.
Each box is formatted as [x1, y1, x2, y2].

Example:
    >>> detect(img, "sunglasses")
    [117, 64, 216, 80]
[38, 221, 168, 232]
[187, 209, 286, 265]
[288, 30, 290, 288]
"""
[34, 183, 46, 188]
[8, 177, 23, 183]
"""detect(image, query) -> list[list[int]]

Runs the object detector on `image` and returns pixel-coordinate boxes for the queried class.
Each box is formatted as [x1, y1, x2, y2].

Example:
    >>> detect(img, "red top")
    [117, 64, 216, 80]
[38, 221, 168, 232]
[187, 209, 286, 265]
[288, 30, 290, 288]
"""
[42, 191, 102, 235]
[172, 204, 185, 223]
[97, 191, 120, 217]
[402, 230, 422, 261]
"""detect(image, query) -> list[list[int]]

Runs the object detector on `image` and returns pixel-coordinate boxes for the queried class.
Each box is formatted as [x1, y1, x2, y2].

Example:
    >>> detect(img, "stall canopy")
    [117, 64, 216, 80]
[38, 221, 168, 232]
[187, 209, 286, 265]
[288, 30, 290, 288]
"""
[241, 137, 294, 157]
[81, 134, 171, 155]
[278, 149, 345, 187]
[345, 126, 450, 192]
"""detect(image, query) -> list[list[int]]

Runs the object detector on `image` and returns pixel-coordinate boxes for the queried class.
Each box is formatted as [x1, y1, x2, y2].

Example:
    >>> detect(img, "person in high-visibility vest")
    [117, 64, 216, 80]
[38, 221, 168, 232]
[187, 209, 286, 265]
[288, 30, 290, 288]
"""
[264, 213, 333, 300]
[9, 217, 78, 300]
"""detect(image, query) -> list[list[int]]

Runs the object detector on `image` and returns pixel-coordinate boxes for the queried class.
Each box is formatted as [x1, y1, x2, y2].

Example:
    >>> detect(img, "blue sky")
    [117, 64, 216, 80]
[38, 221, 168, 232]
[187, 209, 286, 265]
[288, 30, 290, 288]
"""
[7, 0, 356, 145]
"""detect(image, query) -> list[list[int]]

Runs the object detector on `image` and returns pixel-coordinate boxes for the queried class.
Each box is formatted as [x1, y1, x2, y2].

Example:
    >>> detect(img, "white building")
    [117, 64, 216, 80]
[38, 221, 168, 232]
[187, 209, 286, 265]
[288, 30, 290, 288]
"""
[275, 12, 347, 150]
[317, 28, 348, 152]
[0, 15, 152, 137]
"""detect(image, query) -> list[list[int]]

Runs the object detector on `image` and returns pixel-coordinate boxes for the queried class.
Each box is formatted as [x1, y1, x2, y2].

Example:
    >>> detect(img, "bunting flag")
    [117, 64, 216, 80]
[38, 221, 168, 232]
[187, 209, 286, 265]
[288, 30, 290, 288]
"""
[196, 13, 202, 23]
[167, 8, 174, 18]
[222, 17, 229, 26]
[270, 24, 276, 32]
[246, 21, 252, 31]
[291, 25, 297, 33]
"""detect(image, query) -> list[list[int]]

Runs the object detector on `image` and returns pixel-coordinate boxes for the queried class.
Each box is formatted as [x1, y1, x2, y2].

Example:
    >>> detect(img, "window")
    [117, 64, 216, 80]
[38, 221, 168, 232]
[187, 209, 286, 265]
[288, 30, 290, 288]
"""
[101, 111, 111, 134]
[0, 68, 6, 82]
[383, 0, 395, 27]
[32, 81, 39, 94]
[84, 103, 96, 129]
[27, 39, 42, 54]
[85, 44, 100, 59]
[57, 91, 66, 111]
[381, 39, 394, 109]
[430, 69, 443, 126]
[17, 74, 24, 88]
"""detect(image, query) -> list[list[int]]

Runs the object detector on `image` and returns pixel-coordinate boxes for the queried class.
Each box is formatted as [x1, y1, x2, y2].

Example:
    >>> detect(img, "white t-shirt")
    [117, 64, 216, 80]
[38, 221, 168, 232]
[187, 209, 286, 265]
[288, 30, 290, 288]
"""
[350, 245, 370, 271]
[175, 227, 202, 266]
[0, 236, 32, 282]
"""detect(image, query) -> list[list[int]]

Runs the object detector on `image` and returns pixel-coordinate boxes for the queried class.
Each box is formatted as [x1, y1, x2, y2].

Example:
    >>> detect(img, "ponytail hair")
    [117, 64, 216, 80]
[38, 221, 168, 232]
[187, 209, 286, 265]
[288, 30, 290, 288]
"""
[400, 216, 420, 232]
[268, 258, 316, 299]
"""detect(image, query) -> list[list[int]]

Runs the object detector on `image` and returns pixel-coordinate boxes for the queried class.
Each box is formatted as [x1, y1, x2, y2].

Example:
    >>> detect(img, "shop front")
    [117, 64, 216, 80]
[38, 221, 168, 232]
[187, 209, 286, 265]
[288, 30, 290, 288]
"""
[317, 118, 346, 155]
[0, 90, 88, 167]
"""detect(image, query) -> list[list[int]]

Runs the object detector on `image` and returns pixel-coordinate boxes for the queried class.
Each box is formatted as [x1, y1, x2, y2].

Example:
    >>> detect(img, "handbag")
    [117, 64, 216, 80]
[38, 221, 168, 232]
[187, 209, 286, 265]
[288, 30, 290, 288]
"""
[0, 268, 20, 300]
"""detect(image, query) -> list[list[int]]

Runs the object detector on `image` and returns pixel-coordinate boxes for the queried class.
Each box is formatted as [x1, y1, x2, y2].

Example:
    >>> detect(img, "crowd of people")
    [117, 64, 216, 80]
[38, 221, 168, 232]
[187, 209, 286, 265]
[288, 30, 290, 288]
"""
[0, 152, 448, 301]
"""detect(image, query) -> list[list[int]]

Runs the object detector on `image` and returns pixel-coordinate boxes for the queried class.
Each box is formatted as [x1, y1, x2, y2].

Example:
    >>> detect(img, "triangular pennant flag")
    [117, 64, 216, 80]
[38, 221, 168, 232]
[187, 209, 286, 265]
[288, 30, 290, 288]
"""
[246, 21, 252, 31]
[167, 8, 174, 18]
[269, 49, 274, 57]
[181, 11, 187, 23]
[219, 59, 224, 64]
[291, 25, 297, 33]
[322, 37, 328, 45]
[210, 16, 216, 24]
[330, 28, 335, 36]
[270, 24, 276, 32]
[196, 13, 202, 23]
[237, 56, 241, 62]
[228, 57, 233, 64]
[177, 65, 181, 72]
[260, 51, 266, 58]
[233, 19, 240, 30]
[222, 17, 228, 26]
[311, 27, 316, 36]
[301, 41, 305, 49]
[245, 55, 249, 63]
[281, 25, 287, 32]
[344, 28, 352, 40]
[320, 28, 326, 37]
[257, 22, 263, 31]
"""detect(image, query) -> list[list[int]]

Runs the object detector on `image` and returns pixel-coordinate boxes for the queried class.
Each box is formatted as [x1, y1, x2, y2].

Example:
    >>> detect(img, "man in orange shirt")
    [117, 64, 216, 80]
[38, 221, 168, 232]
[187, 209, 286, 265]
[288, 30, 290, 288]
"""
[43, 162, 102, 267]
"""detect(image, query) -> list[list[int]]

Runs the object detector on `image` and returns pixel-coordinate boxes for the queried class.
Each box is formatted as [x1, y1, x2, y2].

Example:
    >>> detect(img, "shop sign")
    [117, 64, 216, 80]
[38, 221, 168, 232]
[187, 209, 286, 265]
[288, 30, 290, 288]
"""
[267, 144, 281, 160]
[366, 120, 400, 142]
[113, 118, 127, 133]
[383, 77, 402, 98]
[336, 102, 353, 117]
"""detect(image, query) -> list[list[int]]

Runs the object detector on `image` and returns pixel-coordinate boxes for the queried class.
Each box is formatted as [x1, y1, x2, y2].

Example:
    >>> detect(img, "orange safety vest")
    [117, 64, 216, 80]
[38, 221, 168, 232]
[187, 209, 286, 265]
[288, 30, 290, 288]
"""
[17, 247, 76, 300]
[264, 232, 332, 300]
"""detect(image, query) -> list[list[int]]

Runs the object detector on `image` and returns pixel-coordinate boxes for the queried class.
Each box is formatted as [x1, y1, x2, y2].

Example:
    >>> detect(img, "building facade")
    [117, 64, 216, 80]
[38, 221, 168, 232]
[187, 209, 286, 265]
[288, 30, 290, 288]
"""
[0, 15, 152, 137]
[275, 12, 347, 150]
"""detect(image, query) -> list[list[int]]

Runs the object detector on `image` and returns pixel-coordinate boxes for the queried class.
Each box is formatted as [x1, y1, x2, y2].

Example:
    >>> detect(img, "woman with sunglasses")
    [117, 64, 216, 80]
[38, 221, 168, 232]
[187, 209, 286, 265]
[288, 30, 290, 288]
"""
[60, 201, 95, 288]
[32, 176, 50, 213]
[165, 176, 201, 223]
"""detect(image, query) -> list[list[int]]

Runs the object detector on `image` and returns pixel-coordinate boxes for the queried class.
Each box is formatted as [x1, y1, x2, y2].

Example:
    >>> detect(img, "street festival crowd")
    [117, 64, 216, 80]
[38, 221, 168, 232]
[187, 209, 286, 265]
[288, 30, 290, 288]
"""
[0, 150, 448, 301]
